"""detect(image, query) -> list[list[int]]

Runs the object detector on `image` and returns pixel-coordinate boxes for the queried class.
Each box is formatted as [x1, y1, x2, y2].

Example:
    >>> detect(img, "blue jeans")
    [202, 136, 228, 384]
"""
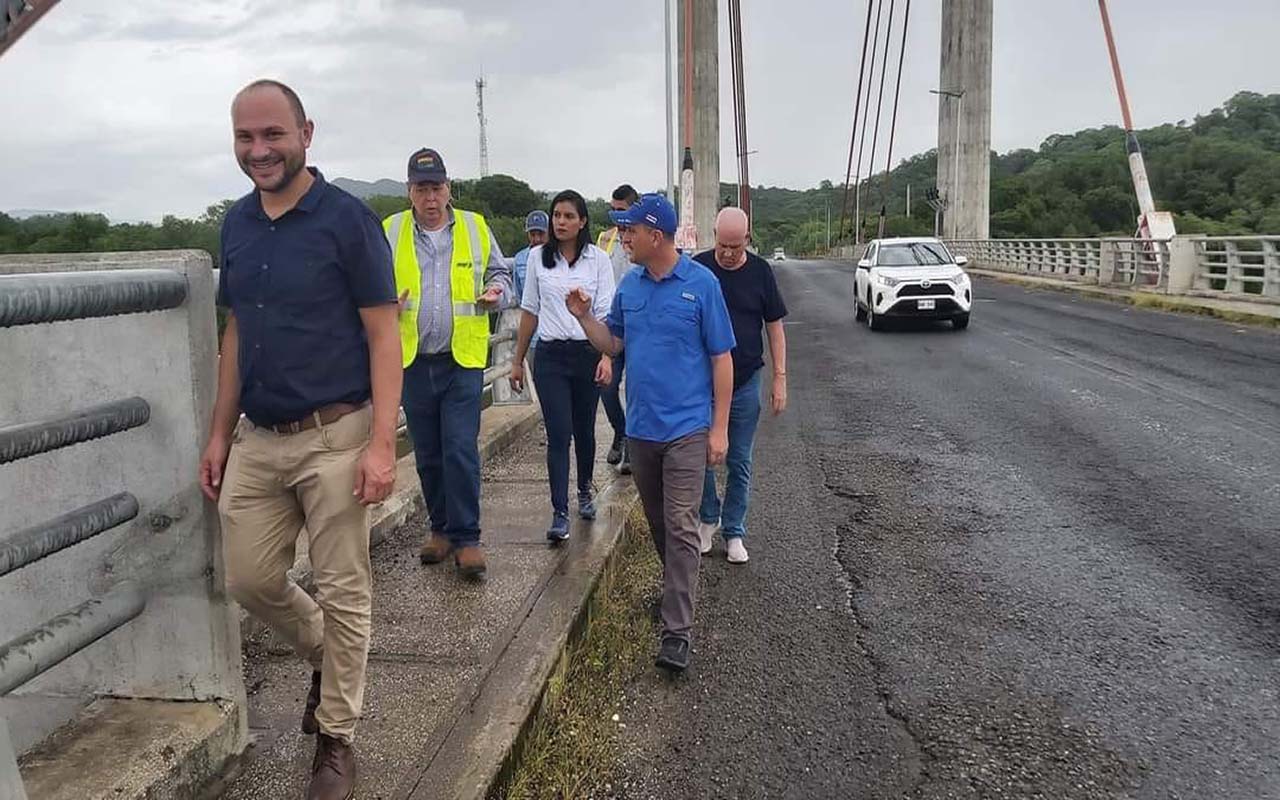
[700, 370, 762, 539]
[533, 341, 600, 516]
[402, 353, 484, 546]
[599, 349, 626, 438]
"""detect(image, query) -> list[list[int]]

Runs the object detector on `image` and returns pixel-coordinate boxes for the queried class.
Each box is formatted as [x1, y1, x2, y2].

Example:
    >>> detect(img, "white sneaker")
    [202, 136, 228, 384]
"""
[698, 521, 718, 555]
[725, 538, 749, 564]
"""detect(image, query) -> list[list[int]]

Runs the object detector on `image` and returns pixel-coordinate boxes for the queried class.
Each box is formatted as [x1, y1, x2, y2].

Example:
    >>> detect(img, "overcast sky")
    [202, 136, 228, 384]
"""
[3, 0, 1278, 222]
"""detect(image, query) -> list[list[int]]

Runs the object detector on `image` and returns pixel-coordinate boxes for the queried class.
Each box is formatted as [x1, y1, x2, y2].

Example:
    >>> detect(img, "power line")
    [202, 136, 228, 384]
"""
[838, 0, 877, 243]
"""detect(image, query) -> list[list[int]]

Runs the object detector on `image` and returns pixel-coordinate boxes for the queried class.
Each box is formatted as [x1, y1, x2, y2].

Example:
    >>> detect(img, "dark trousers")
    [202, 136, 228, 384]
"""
[402, 353, 484, 546]
[628, 431, 707, 642]
[533, 340, 601, 516]
[599, 349, 626, 438]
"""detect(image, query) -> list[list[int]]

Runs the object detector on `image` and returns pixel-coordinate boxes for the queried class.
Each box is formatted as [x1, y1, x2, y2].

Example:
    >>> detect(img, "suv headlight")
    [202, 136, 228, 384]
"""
[876, 274, 901, 287]
[952, 271, 969, 285]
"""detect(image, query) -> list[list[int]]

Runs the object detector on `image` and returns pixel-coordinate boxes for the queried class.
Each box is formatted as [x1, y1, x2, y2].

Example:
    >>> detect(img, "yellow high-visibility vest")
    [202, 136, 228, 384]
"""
[598, 227, 621, 254]
[384, 208, 492, 369]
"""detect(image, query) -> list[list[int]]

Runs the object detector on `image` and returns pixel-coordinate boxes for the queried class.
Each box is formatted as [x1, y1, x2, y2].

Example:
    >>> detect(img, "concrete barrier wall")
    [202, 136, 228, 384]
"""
[0, 252, 246, 757]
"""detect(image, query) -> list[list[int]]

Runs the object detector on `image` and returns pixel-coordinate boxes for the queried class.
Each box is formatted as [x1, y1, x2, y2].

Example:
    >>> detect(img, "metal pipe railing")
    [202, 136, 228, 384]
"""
[0, 494, 139, 578]
[0, 397, 151, 465]
[0, 269, 187, 327]
[0, 582, 147, 696]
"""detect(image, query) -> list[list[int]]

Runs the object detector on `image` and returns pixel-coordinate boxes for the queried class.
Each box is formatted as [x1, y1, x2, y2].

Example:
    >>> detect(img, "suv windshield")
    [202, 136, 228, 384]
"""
[876, 242, 951, 267]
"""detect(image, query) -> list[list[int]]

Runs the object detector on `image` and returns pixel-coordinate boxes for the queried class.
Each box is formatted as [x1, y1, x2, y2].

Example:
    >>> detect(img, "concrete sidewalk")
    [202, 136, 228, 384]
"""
[968, 268, 1280, 326]
[213, 406, 637, 800]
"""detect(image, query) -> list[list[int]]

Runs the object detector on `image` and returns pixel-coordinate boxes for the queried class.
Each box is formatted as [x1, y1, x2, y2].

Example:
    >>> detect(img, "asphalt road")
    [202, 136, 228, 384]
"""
[609, 260, 1280, 800]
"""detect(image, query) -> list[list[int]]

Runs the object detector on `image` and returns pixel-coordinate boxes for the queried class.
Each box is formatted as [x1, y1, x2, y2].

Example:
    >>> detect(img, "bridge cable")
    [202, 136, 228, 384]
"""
[863, 0, 897, 242]
[852, 0, 887, 244]
[838, 0, 878, 244]
[877, 0, 912, 239]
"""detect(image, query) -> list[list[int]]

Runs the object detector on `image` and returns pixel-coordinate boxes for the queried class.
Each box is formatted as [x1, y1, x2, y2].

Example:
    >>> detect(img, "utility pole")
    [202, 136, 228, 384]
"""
[906, 183, 911, 217]
[678, 0, 720, 250]
[931, 87, 964, 238]
[476, 76, 490, 177]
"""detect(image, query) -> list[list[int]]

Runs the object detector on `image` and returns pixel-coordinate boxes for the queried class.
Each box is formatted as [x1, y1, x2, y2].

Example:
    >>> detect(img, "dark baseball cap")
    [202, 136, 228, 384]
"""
[609, 193, 677, 235]
[524, 210, 549, 232]
[407, 148, 448, 183]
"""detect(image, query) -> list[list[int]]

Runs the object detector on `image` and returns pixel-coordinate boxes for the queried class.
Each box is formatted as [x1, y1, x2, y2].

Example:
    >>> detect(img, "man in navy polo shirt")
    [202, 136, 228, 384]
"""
[198, 79, 401, 800]
[567, 193, 735, 673]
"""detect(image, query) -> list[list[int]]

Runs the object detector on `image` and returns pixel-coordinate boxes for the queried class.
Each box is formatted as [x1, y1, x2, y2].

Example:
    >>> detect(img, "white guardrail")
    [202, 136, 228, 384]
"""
[943, 236, 1280, 302]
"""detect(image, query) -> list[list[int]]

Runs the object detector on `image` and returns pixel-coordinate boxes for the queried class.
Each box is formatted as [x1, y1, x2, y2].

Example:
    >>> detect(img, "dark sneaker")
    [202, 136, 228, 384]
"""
[454, 545, 487, 580]
[606, 434, 623, 465]
[300, 670, 321, 735]
[307, 733, 356, 800]
[618, 441, 632, 475]
[546, 512, 570, 543]
[655, 635, 691, 672]
[578, 491, 597, 521]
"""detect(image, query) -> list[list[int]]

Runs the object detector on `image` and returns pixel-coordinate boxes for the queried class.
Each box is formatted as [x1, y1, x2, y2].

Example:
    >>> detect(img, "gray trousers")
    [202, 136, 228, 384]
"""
[628, 431, 707, 642]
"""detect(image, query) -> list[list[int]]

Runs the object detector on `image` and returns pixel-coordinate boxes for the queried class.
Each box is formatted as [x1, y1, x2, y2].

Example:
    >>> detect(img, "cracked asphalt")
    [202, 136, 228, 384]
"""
[605, 261, 1280, 800]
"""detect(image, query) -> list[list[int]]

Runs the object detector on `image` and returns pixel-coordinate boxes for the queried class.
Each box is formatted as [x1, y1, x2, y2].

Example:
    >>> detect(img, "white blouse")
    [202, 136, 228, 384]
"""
[519, 243, 615, 341]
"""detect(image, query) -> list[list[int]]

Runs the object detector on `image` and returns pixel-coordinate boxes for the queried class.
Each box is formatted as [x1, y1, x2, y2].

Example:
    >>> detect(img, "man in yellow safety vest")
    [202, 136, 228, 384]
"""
[383, 147, 512, 580]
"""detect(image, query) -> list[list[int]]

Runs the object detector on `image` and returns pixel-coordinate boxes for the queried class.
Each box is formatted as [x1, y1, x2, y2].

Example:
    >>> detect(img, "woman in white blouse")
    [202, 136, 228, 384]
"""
[510, 190, 615, 542]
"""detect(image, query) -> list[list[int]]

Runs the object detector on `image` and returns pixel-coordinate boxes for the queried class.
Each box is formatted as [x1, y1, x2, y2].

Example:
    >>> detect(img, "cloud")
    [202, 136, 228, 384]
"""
[1, 0, 1278, 222]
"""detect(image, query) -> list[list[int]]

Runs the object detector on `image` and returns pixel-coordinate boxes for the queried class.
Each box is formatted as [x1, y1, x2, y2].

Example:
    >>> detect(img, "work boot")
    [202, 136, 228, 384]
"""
[454, 545, 487, 580]
[606, 433, 623, 465]
[307, 733, 356, 800]
[300, 670, 321, 734]
[419, 532, 454, 565]
[655, 635, 691, 673]
[578, 490, 597, 521]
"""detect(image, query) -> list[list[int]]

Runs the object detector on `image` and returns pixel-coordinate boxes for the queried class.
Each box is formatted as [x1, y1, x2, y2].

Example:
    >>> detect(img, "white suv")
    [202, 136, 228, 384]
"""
[854, 237, 972, 330]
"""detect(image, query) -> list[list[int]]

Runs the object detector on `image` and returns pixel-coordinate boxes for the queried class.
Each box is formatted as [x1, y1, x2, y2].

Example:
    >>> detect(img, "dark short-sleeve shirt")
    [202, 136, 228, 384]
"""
[693, 249, 788, 388]
[606, 254, 736, 443]
[217, 168, 397, 426]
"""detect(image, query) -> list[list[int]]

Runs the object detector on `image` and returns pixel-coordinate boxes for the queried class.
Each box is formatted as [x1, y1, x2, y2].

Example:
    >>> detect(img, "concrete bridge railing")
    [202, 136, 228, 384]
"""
[1, 252, 247, 799]
[946, 235, 1280, 303]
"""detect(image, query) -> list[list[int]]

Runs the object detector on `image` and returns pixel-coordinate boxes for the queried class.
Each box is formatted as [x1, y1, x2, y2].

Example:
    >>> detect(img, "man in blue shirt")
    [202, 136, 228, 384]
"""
[567, 193, 735, 672]
[199, 80, 401, 799]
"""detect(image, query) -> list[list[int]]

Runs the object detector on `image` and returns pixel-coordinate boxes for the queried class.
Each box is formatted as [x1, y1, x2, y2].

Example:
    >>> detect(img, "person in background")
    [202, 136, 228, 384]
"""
[595, 183, 640, 473]
[511, 191, 615, 541]
[383, 147, 512, 581]
[513, 209, 549, 299]
[567, 193, 735, 673]
[201, 79, 400, 799]
[693, 207, 788, 565]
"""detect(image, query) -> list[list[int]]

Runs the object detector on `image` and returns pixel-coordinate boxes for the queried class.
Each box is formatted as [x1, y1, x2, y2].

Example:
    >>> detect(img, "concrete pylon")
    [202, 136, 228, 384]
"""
[937, 0, 992, 240]
[677, 0, 719, 250]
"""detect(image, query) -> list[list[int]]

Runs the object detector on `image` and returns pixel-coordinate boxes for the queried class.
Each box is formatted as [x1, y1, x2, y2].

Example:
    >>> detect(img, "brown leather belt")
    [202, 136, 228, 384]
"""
[265, 401, 368, 435]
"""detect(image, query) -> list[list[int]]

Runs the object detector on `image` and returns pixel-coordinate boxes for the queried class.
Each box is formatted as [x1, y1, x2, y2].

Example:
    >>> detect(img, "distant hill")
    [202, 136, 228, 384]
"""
[331, 177, 405, 199]
[7, 209, 67, 220]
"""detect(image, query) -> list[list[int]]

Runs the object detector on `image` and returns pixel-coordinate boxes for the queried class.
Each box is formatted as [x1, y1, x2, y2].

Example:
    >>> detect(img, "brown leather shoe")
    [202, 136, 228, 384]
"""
[308, 733, 356, 800]
[454, 545, 486, 580]
[419, 533, 454, 565]
[300, 670, 321, 734]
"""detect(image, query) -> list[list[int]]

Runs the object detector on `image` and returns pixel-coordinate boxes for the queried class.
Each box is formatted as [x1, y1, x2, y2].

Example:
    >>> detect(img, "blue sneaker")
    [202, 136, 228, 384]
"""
[546, 512, 570, 543]
[578, 491, 597, 521]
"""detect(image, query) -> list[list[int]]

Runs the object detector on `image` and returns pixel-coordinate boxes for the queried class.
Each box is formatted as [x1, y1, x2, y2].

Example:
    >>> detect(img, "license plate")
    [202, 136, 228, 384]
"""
[917, 299, 936, 310]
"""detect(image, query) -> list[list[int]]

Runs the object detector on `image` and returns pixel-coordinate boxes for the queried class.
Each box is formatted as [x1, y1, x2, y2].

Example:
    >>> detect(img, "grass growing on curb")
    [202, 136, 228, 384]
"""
[492, 506, 661, 800]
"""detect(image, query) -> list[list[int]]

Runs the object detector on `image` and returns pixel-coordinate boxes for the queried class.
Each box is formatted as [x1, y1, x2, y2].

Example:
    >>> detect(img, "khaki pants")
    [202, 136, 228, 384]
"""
[218, 406, 373, 742]
[628, 431, 707, 642]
